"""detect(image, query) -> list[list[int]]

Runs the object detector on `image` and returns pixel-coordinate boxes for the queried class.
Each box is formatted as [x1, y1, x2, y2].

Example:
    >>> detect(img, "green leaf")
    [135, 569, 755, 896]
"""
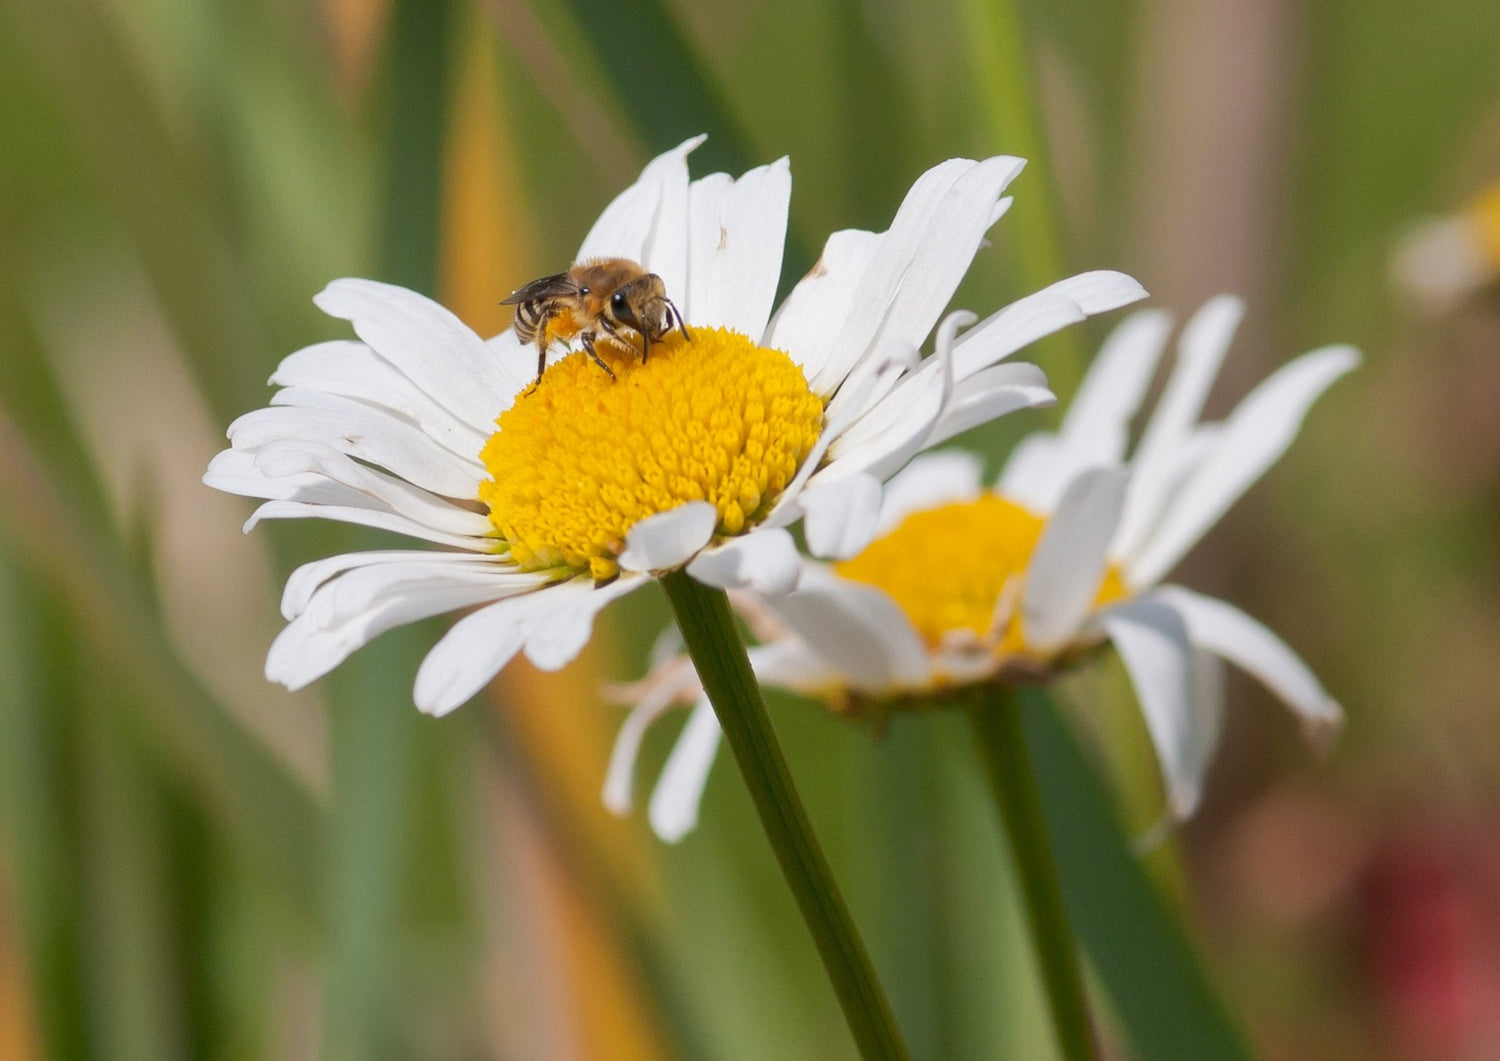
[550, 0, 757, 175]
[1022, 688, 1253, 1061]
[320, 2, 467, 1058]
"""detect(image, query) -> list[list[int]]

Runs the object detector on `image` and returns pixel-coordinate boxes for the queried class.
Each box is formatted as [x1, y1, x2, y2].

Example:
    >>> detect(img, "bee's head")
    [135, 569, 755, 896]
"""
[608, 274, 667, 334]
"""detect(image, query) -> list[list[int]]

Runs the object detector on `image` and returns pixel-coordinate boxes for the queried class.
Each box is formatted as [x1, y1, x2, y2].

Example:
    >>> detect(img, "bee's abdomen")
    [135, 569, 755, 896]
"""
[512, 300, 547, 344]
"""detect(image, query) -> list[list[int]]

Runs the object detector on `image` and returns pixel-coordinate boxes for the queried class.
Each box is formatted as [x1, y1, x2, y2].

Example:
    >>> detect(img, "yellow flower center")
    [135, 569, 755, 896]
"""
[835, 494, 1128, 660]
[480, 328, 824, 581]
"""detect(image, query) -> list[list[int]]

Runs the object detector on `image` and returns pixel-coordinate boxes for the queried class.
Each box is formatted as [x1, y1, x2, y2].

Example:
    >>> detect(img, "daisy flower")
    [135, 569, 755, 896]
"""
[609, 296, 1358, 839]
[204, 136, 1146, 716]
[1391, 181, 1500, 311]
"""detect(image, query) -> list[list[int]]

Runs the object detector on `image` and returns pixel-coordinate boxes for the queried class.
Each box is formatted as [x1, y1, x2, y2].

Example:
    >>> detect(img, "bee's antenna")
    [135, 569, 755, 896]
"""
[668, 299, 692, 342]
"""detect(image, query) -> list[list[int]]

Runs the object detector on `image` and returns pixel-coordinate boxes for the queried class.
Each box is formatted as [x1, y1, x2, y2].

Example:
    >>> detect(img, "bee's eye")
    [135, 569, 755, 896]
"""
[578, 286, 590, 296]
[611, 292, 627, 309]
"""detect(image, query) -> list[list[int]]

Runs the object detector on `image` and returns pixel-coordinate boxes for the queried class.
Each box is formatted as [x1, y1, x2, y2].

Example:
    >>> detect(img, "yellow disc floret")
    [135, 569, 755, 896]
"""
[836, 494, 1128, 660]
[480, 328, 823, 581]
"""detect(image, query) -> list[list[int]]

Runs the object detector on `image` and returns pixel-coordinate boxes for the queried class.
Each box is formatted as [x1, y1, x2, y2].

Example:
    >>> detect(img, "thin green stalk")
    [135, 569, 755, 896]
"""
[660, 571, 910, 1061]
[968, 689, 1096, 1061]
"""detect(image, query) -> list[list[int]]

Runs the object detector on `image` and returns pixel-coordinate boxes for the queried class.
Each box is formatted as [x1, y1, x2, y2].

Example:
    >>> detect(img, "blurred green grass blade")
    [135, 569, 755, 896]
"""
[0, 555, 94, 1061]
[1, 0, 271, 419]
[961, 0, 1086, 403]
[378, 0, 452, 293]
[548, 0, 757, 175]
[77, 707, 185, 1060]
[1021, 689, 1251, 1060]
[0, 407, 324, 922]
[322, 1, 459, 1056]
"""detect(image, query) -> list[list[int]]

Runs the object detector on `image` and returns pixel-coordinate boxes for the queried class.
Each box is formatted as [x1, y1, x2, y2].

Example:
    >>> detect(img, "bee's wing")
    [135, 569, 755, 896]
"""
[500, 272, 576, 305]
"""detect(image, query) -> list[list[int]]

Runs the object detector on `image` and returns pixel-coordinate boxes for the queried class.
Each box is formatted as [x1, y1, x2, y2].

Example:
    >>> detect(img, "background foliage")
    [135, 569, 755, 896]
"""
[1, 0, 1498, 1057]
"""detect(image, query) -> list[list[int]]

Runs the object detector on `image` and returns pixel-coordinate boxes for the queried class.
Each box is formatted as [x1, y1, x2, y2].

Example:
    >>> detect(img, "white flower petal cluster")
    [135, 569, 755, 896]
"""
[206, 137, 1144, 716]
[612, 297, 1357, 840]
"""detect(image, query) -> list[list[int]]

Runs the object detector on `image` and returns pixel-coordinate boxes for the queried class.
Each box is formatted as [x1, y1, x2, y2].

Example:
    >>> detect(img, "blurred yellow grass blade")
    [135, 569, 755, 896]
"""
[323, 0, 394, 101]
[437, 13, 673, 1053]
[440, 10, 540, 334]
[0, 903, 38, 1061]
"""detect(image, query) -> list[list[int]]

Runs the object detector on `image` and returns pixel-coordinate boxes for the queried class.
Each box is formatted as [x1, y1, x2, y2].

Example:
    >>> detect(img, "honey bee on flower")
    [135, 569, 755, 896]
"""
[502, 256, 691, 382]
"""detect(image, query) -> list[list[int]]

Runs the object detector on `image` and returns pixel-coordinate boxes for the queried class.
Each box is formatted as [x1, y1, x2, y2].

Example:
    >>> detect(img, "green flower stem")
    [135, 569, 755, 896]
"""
[660, 570, 910, 1061]
[969, 688, 1096, 1061]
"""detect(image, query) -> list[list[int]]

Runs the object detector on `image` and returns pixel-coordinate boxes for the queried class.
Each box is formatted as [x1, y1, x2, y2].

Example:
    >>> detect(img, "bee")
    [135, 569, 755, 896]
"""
[502, 257, 691, 383]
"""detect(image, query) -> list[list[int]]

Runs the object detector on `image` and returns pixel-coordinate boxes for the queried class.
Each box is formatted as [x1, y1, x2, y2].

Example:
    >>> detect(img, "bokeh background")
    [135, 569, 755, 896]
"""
[2, 0, 1499, 1057]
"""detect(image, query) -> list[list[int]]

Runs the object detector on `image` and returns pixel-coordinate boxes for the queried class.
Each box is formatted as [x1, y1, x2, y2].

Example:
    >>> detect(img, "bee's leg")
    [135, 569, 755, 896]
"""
[580, 333, 618, 380]
[640, 327, 651, 364]
[599, 316, 644, 363]
[533, 305, 559, 384]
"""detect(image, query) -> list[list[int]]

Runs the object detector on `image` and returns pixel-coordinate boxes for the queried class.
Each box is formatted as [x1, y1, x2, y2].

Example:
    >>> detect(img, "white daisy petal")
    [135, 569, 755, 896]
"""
[638, 146, 695, 301]
[823, 309, 973, 465]
[1097, 599, 1203, 820]
[522, 574, 643, 671]
[576, 135, 705, 267]
[685, 158, 791, 337]
[268, 570, 536, 692]
[291, 560, 541, 635]
[874, 449, 986, 536]
[1127, 345, 1359, 587]
[769, 570, 930, 690]
[765, 228, 884, 381]
[801, 159, 971, 393]
[999, 304, 1174, 513]
[686, 529, 802, 596]
[996, 434, 1067, 513]
[280, 550, 515, 620]
[227, 397, 482, 499]
[269, 341, 490, 456]
[800, 473, 883, 560]
[210, 443, 490, 545]
[746, 638, 845, 695]
[1003, 309, 1175, 514]
[413, 575, 646, 715]
[809, 157, 1023, 394]
[248, 441, 492, 536]
[762, 345, 910, 528]
[484, 327, 544, 392]
[411, 594, 537, 717]
[919, 362, 1056, 451]
[648, 696, 722, 842]
[1151, 585, 1343, 751]
[603, 664, 700, 815]
[950, 271, 1149, 381]
[617, 501, 718, 573]
[1113, 295, 1243, 559]
[244, 500, 489, 551]
[865, 157, 1026, 357]
[1057, 309, 1173, 456]
[314, 278, 524, 426]
[1023, 468, 1128, 653]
